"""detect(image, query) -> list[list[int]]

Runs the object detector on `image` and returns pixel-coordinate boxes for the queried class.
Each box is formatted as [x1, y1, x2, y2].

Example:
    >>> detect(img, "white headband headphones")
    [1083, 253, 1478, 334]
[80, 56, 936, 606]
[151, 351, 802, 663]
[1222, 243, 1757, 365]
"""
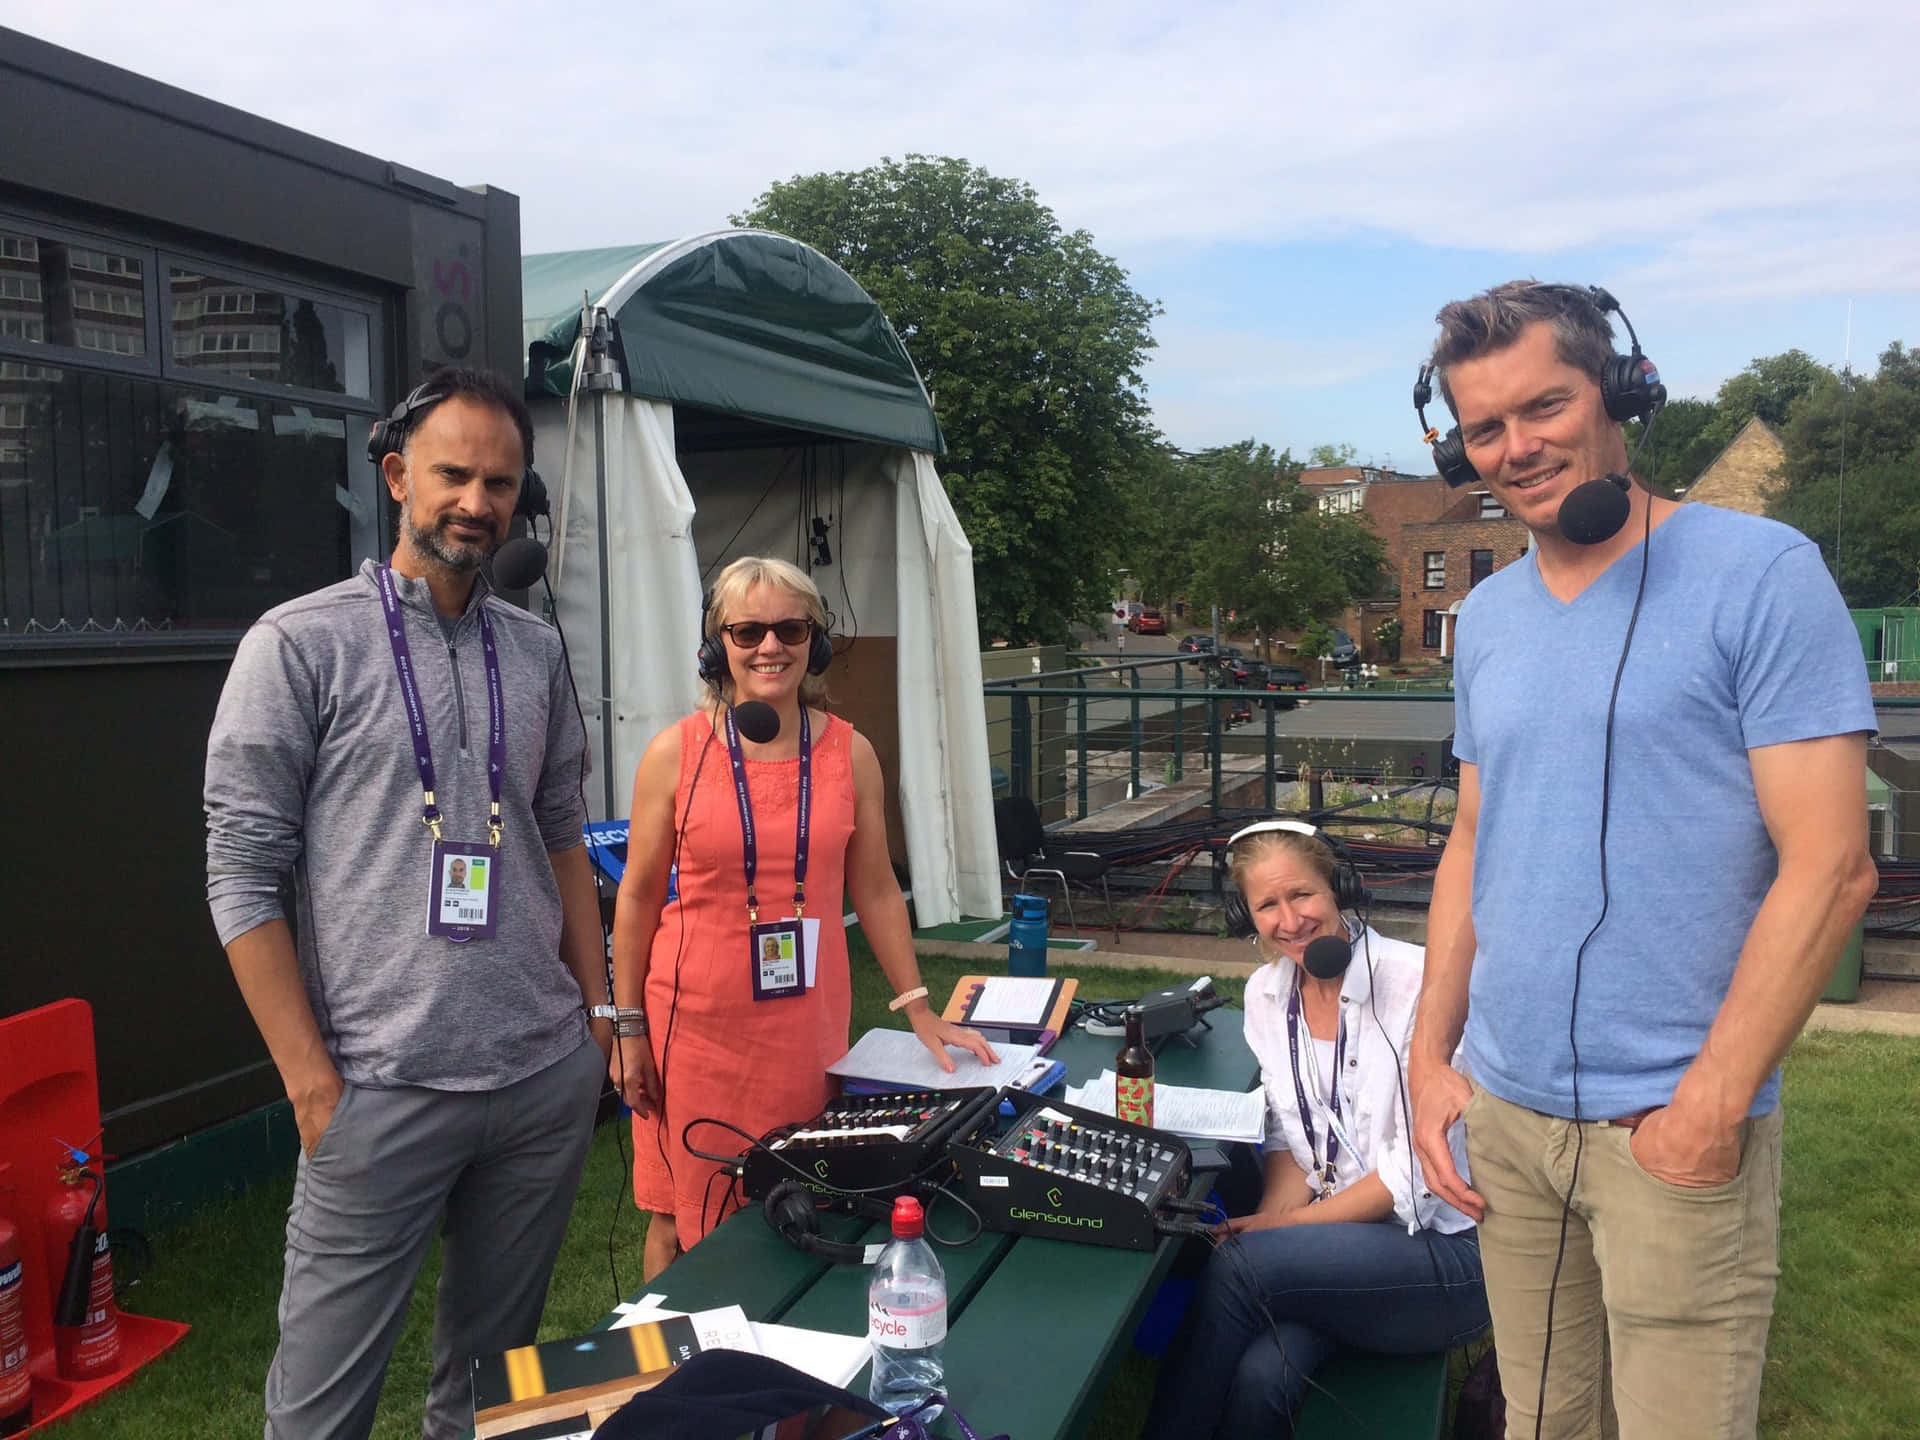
[1227, 819, 1320, 849]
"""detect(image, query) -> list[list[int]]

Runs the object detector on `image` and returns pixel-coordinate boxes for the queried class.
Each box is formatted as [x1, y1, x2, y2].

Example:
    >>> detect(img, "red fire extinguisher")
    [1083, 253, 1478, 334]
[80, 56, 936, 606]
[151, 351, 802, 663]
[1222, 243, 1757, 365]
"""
[42, 1150, 119, 1382]
[0, 1164, 31, 1437]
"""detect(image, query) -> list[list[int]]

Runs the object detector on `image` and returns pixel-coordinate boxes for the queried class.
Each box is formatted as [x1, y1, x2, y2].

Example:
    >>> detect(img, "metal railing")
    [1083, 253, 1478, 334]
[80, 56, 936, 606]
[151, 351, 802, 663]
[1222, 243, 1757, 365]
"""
[982, 652, 1458, 825]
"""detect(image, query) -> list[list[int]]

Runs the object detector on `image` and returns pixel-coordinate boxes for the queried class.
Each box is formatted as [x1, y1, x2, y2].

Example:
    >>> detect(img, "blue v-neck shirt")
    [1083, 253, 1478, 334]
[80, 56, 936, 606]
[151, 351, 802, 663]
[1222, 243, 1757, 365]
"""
[1452, 503, 1875, 1120]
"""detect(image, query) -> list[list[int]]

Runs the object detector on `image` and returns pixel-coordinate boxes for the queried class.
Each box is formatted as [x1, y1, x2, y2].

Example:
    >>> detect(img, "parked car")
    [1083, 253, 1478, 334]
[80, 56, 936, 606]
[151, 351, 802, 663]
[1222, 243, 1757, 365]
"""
[1129, 607, 1167, 635]
[1262, 663, 1309, 710]
[1328, 628, 1360, 666]
[1215, 652, 1261, 686]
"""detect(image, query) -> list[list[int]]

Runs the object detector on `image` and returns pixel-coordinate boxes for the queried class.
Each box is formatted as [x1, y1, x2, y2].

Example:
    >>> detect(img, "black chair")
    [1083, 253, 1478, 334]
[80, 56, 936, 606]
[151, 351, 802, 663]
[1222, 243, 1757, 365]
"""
[993, 796, 1117, 943]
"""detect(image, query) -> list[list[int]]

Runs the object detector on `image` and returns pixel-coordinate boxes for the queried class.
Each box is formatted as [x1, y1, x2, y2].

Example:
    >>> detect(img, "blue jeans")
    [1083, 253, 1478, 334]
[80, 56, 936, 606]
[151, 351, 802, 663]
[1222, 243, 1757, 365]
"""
[1143, 1222, 1489, 1440]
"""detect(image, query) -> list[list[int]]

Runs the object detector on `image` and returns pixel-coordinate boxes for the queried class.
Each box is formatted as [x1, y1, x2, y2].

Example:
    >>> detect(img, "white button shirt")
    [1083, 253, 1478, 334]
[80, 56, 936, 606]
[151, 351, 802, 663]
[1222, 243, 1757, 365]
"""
[1244, 923, 1476, 1235]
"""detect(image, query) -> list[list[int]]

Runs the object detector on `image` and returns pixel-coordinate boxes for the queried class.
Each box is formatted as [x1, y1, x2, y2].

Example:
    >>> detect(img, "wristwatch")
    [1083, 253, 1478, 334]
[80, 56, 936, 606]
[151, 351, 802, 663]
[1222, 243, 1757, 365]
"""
[588, 1004, 649, 1038]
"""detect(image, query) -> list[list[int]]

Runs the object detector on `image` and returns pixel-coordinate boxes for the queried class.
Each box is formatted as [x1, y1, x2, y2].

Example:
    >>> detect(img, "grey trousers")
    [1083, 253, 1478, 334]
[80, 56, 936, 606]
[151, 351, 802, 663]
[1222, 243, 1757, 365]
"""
[263, 1037, 604, 1440]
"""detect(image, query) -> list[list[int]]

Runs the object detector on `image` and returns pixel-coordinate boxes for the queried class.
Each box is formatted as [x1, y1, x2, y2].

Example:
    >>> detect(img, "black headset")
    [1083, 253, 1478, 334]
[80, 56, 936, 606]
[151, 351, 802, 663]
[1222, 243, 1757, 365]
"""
[1413, 284, 1666, 490]
[367, 378, 549, 523]
[762, 1181, 877, 1265]
[695, 587, 834, 686]
[1220, 820, 1369, 939]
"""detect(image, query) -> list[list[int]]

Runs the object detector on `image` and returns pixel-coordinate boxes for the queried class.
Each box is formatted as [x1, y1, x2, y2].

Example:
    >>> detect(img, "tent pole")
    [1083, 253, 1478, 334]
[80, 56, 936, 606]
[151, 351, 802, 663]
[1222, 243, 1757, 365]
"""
[593, 392, 618, 820]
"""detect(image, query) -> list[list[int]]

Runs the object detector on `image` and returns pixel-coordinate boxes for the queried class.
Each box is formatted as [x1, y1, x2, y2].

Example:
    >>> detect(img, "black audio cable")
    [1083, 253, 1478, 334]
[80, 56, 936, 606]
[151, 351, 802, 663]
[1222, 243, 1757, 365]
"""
[1533, 407, 1661, 1439]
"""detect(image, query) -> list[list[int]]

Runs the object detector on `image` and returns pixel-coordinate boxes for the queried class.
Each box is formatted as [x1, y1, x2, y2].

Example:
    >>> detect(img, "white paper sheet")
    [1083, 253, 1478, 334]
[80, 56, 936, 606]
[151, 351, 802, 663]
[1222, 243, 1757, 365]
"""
[967, 976, 1058, 1026]
[827, 1027, 1035, 1091]
[1065, 1070, 1267, 1144]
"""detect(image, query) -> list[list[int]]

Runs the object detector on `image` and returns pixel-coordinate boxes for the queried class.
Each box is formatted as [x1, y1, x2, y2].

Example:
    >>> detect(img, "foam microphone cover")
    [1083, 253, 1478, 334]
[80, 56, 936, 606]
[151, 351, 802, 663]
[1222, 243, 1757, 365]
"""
[1303, 935, 1352, 981]
[733, 700, 781, 745]
[1556, 476, 1631, 546]
[491, 536, 548, 590]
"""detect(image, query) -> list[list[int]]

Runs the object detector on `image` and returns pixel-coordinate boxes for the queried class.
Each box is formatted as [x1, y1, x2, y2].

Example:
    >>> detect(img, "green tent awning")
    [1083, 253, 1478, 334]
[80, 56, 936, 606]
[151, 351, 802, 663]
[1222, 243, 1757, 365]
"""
[522, 231, 943, 455]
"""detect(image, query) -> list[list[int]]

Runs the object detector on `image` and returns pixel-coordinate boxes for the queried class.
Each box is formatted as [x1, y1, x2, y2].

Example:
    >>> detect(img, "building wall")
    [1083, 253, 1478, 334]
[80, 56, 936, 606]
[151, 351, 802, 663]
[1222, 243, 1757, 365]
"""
[1399, 516, 1531, 658]
[0, 28, 523, 1158]
[1684, 418, 1784, 515]
[1300, 470, 1454, 659]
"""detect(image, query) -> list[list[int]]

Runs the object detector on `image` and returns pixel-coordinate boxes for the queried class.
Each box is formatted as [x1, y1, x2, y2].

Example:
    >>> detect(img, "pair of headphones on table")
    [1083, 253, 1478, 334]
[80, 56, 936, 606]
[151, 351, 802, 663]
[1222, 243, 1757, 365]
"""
[366, 378, 550, 523]
[695, 590, 834, 685]
[1221, 820, 1369, 939]
[1412, 283, 1666, 491]
[762, 1181, 884, 1265]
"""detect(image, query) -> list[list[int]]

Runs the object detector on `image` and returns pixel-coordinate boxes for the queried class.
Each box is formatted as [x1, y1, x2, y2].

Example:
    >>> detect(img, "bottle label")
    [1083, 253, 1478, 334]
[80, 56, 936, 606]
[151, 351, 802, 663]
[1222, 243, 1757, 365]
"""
[869, 1297, 946, 1349]
[1117, 1074, 1154, 1127]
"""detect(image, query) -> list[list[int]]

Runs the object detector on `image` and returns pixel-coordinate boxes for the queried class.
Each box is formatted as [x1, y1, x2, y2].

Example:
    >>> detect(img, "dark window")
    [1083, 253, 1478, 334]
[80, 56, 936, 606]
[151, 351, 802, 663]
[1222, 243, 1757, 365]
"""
[1424, 551, 1445, 589]
[0, 365, 358, 639]
[0, 226, 148, 359]
[1471, 549, 1494, 587]
[168, 268, 369, 397]
[1478, 493, 1506, 518]
[1423, 609, 1443, 649]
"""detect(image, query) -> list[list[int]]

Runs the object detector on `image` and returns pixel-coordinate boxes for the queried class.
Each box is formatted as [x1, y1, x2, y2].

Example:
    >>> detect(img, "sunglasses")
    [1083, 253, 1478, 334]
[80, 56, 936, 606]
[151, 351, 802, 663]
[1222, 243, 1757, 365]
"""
[721, 618, 814, 648]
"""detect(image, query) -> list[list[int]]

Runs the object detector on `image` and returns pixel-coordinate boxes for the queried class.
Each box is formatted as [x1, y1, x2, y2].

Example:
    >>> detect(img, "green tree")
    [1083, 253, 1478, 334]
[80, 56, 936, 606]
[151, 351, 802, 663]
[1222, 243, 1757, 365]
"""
[1122, 444, 1202, 609]
[1296, 621, 1336, 660]
[1175, 442, 1386, 655]
[1627, 351, 1833, 494]
[1626, 396, 1719, 493]
[733, 156, 1160, 643]
[1769, 343, 1920, 606]
[1307, 442, 1357, 469]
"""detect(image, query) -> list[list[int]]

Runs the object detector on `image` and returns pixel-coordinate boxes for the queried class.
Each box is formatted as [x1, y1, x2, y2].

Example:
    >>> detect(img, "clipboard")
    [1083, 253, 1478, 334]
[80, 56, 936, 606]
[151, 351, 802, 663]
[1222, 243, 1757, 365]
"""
[941, 974, 1078, 1050]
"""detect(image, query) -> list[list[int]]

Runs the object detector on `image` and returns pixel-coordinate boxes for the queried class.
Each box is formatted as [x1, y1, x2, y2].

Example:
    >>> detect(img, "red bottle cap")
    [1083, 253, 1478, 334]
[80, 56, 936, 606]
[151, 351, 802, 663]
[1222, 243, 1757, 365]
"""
[890, 1195, 925, 1239]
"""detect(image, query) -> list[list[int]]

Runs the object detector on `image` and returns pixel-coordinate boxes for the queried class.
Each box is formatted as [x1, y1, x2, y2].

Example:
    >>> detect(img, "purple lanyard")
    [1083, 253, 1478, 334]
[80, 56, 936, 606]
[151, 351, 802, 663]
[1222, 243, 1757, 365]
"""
[375, 565, 506, 846]
[723, 705, 811, 923]
[1285, 976, 1348, 1186]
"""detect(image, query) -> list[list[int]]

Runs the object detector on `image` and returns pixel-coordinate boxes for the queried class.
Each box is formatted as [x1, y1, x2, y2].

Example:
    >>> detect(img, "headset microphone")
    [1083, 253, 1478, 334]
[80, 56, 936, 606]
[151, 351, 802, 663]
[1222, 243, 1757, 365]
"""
[490, 536, 549, 592]
[731, 700, 781, 746]
[1556, 391, 1664, 546]
[1302, 935, 1353, 981]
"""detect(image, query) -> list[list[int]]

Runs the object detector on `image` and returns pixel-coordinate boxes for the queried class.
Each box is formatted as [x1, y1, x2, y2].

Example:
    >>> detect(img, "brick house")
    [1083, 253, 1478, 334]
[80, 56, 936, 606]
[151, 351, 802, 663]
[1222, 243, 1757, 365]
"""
[1399, 487, 1531, 661]
[1683, 416, 1784, 515]
[1297, 466, 1453, 659]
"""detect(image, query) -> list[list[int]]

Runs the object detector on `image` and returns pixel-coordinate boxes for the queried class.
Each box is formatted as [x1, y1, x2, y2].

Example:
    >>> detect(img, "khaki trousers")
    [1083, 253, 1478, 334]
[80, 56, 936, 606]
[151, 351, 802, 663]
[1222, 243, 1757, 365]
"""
[1464, 1082, 1783, 1440]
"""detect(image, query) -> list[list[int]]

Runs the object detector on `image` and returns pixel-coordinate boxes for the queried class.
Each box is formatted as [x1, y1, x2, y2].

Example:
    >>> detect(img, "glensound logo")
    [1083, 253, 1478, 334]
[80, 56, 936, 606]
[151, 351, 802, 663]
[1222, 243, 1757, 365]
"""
[1009, 1201, 1103, 1230]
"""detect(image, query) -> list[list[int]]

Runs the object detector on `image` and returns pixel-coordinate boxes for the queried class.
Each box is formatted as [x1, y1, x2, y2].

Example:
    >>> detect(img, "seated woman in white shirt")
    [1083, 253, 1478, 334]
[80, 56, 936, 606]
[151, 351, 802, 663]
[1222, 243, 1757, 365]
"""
[1142, 820, 1489, 1440]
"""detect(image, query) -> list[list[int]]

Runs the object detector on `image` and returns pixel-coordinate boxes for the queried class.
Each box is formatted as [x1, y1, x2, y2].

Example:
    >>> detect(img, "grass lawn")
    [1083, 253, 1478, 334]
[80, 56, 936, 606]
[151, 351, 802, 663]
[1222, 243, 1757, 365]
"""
[53, 950, 1920, 1439]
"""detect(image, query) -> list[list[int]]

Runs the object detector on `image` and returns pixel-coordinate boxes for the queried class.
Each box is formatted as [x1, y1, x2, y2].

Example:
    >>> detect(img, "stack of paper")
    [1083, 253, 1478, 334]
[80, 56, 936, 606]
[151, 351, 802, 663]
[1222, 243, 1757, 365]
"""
[828, 1027, 1037, 1091]
[611, 1296, 871, 1390]
[1064, 1071, 1267, 1144]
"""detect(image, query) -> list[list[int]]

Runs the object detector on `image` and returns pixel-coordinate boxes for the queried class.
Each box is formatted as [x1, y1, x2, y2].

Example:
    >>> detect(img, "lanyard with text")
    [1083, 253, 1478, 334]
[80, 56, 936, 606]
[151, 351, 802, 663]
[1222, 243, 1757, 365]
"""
[1286, 974, 1352, 1195]
[376, 565, 505, 847]
[724, 704, 811, 923]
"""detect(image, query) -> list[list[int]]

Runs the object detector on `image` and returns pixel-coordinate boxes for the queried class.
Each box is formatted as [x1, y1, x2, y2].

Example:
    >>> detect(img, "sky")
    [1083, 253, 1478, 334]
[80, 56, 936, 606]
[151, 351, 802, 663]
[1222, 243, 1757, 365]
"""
[7, 0, 1916, 467]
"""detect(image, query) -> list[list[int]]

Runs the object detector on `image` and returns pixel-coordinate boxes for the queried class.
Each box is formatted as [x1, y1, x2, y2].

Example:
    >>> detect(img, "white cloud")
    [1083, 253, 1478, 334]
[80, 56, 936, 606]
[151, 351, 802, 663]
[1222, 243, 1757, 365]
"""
[6, 0, 1914, 450]
[7, 0, 1914, 284]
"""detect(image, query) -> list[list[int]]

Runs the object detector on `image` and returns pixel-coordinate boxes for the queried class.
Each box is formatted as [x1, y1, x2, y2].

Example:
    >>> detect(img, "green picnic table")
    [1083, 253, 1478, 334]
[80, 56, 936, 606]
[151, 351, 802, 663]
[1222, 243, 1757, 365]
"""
[623, 1008, 1448, 1439]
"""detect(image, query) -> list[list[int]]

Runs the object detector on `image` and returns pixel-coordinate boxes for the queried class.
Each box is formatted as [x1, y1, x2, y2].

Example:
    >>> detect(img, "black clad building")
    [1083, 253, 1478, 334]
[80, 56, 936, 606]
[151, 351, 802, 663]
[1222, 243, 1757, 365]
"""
[0, 28, 524, 1166]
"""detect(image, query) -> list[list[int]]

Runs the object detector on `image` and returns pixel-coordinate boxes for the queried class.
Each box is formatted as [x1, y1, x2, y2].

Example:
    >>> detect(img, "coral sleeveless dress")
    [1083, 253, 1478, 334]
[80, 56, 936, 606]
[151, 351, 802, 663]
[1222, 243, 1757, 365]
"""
[631, 710, 856, 1245]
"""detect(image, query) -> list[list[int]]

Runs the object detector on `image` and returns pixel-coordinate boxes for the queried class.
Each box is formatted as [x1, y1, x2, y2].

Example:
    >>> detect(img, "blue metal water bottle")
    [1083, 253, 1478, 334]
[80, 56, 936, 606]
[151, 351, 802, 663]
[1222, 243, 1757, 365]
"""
[1007, 893, 1050, 976]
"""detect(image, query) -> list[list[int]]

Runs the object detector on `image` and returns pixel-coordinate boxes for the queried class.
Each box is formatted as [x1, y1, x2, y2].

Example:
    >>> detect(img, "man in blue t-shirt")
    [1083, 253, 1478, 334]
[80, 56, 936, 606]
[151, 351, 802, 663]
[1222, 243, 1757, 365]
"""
[1406, 282, 1877, 1439]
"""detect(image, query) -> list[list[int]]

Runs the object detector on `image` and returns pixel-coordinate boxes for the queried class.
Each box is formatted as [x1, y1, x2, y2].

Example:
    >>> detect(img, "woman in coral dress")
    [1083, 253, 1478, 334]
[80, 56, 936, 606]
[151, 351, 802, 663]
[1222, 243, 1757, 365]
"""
[609, 556, 996, 1279]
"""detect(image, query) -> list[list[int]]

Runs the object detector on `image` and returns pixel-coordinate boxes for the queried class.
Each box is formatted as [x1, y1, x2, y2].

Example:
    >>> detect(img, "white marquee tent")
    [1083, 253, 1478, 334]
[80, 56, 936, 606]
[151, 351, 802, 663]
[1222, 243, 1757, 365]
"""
[521, 230, 998, 926]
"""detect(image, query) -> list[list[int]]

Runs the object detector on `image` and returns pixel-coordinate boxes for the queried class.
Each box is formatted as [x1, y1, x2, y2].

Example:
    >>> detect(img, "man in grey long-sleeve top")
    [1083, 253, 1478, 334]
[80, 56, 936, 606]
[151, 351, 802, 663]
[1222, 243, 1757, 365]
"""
[205, 368, 614, 1440]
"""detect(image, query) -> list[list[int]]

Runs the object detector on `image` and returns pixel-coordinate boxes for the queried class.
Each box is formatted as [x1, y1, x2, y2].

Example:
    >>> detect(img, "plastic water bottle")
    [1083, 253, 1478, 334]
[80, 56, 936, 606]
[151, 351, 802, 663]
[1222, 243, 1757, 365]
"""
[1007, 892, 1049, 977]
[868, 1195, 946, 1420]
